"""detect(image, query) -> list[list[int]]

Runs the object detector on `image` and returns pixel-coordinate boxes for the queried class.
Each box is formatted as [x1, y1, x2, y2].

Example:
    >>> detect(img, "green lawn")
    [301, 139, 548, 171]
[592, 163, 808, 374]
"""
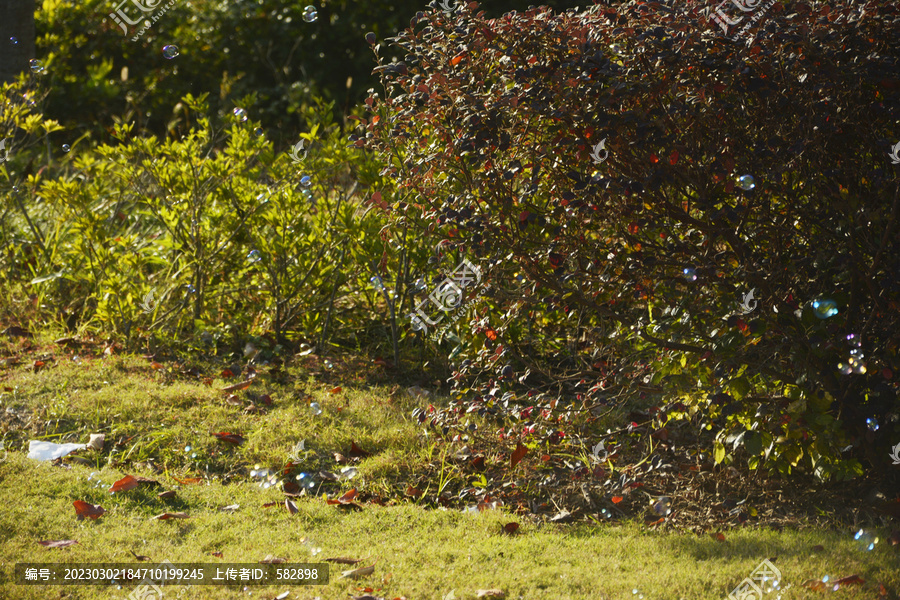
[0, 347, 897, 599]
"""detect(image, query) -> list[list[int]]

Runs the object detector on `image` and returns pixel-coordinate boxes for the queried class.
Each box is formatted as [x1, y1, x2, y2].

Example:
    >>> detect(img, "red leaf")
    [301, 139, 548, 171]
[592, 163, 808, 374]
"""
[211, 551, 224, 558]
[73, 501, 106, 520]
[669, 150, 679, 165]
[158, 490, 177, 499]
[338, 488, 358, 504]
[38, 540, 78, 548]
[405, 486, 423, 498]
[213, 432, 245, 445]
[349, 441, 370, 458]
[220, 369, 234, 378]
[222, 379, 252, 393]
[834, 575, 865, 586]
[510, 443, 527, 468]
[109, 475, 140, 493]
[329, 386, 343, 394]
[450, 53, 465, 66]
[649, 153, 659, 163]
[711, 532, 726, 542]
[484, 328, 498, 341]
[611, 496, 624, 504]
[502, 522, 519, 534]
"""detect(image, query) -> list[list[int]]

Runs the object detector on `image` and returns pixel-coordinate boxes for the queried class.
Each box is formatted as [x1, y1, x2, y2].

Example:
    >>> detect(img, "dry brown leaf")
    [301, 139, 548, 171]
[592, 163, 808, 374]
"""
[324, 557, 363, 565]
[260, 555, 287, 564]
[87, 434, 105, 450]
[510, 442, 527, 468]
[222, 379, 253, 393]
[152, 512, 189, 520]
[349, 441, 370, 458]
[37, 540, 78, 548]
[73, 501, 106, 520]
[158, 490, 177, 499]
[285, 499, 298, 514]
[109, 475, 141, 493]
[341, 564, 375, 579]
[213, 432, 245, 445]
[835, 575, 865, 586]
[130, 550, 151, 561]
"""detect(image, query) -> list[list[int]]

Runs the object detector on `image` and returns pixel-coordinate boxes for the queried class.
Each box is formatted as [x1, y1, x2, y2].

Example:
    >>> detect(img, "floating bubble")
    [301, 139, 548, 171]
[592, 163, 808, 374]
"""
[323, 360, 333, 370]
[413, 278, 427, 292]
[186, 284, 196, 293]
[846, 333, 861, 347]
[302, 5, 318, 22]
[822, 575, 830, 583]
[837, 362, 852, 375]
[247, 249, 261, 263]
[609, 44, 623, 54]
[300, 175, 312, 187]
[653, 496, 672, 516]
[309, 402, 322, 416]
[62, 144, 70, 153]
[683, 267, 698, 282]
[29, 59, 45, 74]
[370, 276, 384, 291]
[854, 529, 878, 551]
[867, 418, 879, 432]
[10, 37, 17, 45]
[737, 174, 755, 191]
[233, 108, 248, 122]
[191, 453, 197, 459]
[162, 45, 179, 59]
[812, 298, 838, 319]
[254, 127, 264, 137]
[184, 445, 192, 452]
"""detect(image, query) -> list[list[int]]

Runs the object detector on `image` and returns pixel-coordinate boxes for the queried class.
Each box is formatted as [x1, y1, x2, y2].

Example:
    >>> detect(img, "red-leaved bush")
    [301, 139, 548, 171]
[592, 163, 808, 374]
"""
[364, 0, 900, 480]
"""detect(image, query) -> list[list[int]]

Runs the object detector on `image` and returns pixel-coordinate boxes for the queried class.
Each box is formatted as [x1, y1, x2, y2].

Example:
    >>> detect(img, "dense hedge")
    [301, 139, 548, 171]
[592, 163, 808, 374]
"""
[364, 0, 900, 479]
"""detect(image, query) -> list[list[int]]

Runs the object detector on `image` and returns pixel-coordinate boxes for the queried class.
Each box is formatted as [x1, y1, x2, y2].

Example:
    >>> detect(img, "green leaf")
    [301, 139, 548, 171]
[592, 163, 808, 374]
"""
[713, 441, 726, 465]
[743, 430, 762, 456]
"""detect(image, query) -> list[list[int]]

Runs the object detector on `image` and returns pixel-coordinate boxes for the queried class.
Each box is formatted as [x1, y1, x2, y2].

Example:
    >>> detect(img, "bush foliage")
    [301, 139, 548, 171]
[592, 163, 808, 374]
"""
[364, 0, 900, 480]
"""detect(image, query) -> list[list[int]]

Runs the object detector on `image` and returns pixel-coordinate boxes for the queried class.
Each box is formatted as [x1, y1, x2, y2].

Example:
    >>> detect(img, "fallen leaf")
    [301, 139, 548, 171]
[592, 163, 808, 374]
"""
[549, 510, 573, 523]
[222, 379, 253, 393]
[334, 452, 348, 464]
[87, 434, 105, 450]
[351, 596, 383, 600]
[811, 544, 825, 552]
[834, 575, 865, 586]
[339, 488, 358, 503]
[152, 512, 190, 520]
[283, 480, 301, 494]
[158, 490, 177, 499]
[73, 501, 106, 520]
[502, 523, 519, 535]
[262, 501, 280, 508]
[318, 471, 338, 482]
[32, 360, 46, 372]
[259, 394, 273, 406]
[211, 552, 223, 558]
[150, 362, 163, 370]
[711, 532, 726, 542]
[219, 504, 240, 513]
[341, 565, 375, 579]
[213, 432, 245, 445]
[260, 555, 287, 564]
[889, 530, 900, 546]
[109, 475, 140, 493]
[274, 593, 290, 600]
[611, 496, 624, 504]
[406, 485, 423, 498]
[130, 550, 151, 561]
[802, 579, 826, 591]
[349, 442, 370, 458]
[325, 557, 363, 565]
[510, 442, 527, 468]
[225, 394, 243, 406]
[285, 499, 298, 514]
[476, 590, 505, 599]
[329, 386, 342, 394]
[171, 476, 203, 485]
[37, 540, 78, 548]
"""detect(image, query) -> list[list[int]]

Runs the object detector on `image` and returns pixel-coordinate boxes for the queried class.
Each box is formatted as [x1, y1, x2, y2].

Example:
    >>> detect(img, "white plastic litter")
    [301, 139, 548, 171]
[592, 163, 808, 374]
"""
[27, 440, 87, 461]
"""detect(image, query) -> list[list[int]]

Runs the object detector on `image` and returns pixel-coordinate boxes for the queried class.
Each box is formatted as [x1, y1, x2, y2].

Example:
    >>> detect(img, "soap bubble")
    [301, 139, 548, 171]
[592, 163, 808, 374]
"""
[812, 298, 838, 319]
[302, 5, 318, 22]
[737, 174, 755, 191]
[309, 402, 322, 416]
[162, 45, 179, 59]
[62, 144, 70, 152]
[683, 267, 698, 282]
[300, 175, 312, 187]
[854, 529, 878, 551]
[247, 249, 261, 263]
[652, 497, 672, 516]
[29, 59, 45, 74]
[10, 37, 17, 45]
[837, 362, 852, 375]
[184, 445, 192, 452]
[233, 108, 248, 122]
[371, 276, 384, 291]
[866, 418, 879, 432]
[254, 127, 264, 137]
